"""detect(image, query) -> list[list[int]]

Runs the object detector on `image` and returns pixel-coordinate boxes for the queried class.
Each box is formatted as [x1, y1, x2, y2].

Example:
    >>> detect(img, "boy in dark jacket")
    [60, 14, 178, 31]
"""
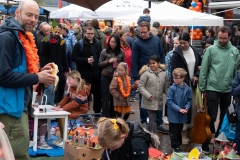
[137, 8, 151, 25]
[167, 68, 192, 152]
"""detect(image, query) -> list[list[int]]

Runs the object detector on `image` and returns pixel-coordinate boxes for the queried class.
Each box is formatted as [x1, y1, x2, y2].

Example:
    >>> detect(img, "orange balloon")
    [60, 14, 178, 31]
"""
[199, 10, 202, 12]
[189, 6, 194, 10]
[198, 32, 203, 37]
[195, 28, 201, 33]
[195, 6, 201, 11]
[191, 35, 196, 40]
[193, 31, 197, 37]
[196, 35, 201, 40]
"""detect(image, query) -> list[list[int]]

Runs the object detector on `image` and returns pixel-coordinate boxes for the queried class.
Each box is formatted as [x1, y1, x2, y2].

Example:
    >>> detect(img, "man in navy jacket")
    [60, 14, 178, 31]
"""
[132, 21, 167, 133]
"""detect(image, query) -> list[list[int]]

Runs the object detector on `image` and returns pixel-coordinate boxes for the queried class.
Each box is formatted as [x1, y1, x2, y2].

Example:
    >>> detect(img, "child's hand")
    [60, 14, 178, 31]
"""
[0, 122, 4, 128]
[148, 96, 154, 101]
[78, 95, 87, 101]
[179, 109, 187, 114]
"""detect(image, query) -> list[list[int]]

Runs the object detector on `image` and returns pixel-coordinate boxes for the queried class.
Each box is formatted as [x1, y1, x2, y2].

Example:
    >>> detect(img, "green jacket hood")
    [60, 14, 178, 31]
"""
[94, 29, 104, 39]
[213, 39, 233, 49]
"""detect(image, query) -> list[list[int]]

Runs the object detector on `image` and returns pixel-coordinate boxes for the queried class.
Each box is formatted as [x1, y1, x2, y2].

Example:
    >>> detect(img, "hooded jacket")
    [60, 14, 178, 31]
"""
[0, 17, 38, 118]
[94, 28, 106, 49]
[166, 83, 192, 124]
[199, 40, 239, 93]
[137, 14, 151, 25]
[63, 30, 77, 54]
[132, 33, 165, 81]
[138, 65, 169, 110]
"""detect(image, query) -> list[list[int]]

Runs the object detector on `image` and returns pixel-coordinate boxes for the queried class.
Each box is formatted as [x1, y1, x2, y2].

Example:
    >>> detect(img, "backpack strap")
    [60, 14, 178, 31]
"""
[79, 39, 84, 52]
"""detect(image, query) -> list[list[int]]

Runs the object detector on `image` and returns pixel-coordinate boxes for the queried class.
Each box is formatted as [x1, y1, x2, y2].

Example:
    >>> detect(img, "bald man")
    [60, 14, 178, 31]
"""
[0, 0, 55, 159]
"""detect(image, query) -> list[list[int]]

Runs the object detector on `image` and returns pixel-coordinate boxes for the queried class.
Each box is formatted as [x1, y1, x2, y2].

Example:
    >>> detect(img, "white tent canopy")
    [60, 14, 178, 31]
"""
[114, 1, 223, 26]
[50, 0, 156, 19]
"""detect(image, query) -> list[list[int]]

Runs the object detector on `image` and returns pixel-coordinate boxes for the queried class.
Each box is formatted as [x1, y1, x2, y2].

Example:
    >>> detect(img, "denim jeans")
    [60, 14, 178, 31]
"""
[101, 74, 115, 118]
[130, 76, 136, 98]
[139, 93, 163, 125]
[67, 51, 76, 71]
[42, 84, 55, 105]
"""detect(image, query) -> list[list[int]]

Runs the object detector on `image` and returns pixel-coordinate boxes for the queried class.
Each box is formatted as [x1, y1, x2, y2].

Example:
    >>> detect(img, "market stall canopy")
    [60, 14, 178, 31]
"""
[62, 0, 110, 11]
[50, 0, 156, 19]
[114, 1, 224, 26]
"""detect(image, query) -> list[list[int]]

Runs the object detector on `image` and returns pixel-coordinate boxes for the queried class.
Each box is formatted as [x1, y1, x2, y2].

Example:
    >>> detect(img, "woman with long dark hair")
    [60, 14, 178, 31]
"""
[98, 34, 125, 118]
[170, 32, 202, 145]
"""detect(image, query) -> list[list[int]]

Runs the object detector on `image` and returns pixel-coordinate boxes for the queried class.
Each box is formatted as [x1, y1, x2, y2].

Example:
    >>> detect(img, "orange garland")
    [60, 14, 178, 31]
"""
[117, 76, 131, 98]
[18, 31, 39, 74]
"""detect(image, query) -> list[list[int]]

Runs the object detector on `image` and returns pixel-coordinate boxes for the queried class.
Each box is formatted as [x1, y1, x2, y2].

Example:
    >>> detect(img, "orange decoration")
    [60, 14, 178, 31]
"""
[18, 31, 39, 74]
[189, 6, 194, 10]
[193, 31, 197, 37]
[159, 25, 164, 30]
[196, 35, 201, 40]
[195, 6, 201, 11]
[199, 32, 203, 37]
[117, 76, 131, 98]
[195, 28, 201, 33]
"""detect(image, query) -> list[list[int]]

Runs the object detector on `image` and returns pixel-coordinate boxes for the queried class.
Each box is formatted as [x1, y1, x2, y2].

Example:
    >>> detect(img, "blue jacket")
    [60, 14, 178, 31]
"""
[132, 33, 165, 80]
[167, 83, 192, 124]
[137, 15, 151, 25]
[63, 30, 77, 53]
[0, 17, 38, 118]
[231, 71, 240, 121]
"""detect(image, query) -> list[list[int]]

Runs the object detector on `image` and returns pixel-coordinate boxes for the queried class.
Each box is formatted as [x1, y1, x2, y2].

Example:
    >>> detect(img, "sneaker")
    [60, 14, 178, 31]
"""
[38, 142, 53, 150]
[130, 97, 137, 102]
[173, 147, 183, 153]
[52, 138, 63, 147]
[130, 109, 135, 114]
[135, 89, 139, 93]
[147, 117, 149, 124]
[157, 125, 169, 134]
[163, 116, 169, 125]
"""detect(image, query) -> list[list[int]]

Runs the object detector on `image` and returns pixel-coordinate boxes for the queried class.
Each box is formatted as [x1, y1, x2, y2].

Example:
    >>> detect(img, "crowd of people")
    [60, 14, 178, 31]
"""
[1, 0, 240, 159]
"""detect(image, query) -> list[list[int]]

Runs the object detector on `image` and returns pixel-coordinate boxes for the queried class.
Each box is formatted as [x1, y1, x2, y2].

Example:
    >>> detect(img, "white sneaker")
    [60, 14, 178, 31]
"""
[38, 142, 53, 150]
[163, 116, 169, 125]
[52, 138, 63, 147]
[147, 118, 149, 124]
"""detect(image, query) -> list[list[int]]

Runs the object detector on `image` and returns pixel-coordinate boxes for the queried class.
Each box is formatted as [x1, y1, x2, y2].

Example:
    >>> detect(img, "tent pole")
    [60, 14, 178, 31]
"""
[191, 19, 194, 45]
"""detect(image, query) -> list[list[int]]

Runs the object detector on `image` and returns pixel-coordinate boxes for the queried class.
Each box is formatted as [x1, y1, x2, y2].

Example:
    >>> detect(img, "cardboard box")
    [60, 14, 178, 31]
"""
[64, 140, 104, 160]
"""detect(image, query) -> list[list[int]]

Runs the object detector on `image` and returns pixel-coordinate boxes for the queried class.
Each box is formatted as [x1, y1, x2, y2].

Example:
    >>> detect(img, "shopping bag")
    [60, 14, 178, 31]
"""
[0, 127, 15, 160]
[219, 114, 236, 142]
[227, 97, 238, 124]
[195, 85, 203, 111]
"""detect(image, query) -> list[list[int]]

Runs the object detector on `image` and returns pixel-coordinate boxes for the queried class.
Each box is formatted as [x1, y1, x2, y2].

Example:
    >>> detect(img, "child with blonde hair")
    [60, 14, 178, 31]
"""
[166, 68, 192, 152]
[97, 117, 160, 160]
[51, 70, 91, 146]
[110, 62, 134, 121]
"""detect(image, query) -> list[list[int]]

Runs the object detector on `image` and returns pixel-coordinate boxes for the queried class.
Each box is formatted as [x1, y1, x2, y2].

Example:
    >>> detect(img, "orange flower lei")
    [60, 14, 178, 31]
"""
[18, 31, 39, 74]
[117, 75, 131, 98]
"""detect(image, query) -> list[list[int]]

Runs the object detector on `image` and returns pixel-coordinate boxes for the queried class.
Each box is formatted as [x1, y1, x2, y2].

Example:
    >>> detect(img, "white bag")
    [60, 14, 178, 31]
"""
[0, 128, 15, 160]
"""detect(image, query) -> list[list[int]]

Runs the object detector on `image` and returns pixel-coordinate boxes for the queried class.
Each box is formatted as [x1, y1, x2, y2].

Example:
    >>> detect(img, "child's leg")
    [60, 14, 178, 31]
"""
[57, 118, 64, 139]
[169, 123, 183, 149]
[147, 110, 158, 134]
[123, 113, 130, 121]
[38, 119, 47, 144]
[116, 112, 122, 118]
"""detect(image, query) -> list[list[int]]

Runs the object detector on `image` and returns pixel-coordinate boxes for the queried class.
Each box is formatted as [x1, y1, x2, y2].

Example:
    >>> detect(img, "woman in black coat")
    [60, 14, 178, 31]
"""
[170, 32, 202, 144]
